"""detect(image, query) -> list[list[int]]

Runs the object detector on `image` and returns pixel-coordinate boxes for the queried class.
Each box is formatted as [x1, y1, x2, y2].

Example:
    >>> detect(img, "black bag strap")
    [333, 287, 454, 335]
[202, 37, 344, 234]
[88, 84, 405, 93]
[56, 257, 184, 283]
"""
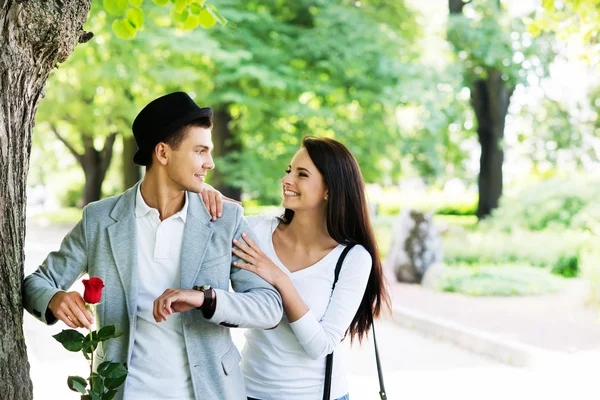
[323, 244, 387, 400]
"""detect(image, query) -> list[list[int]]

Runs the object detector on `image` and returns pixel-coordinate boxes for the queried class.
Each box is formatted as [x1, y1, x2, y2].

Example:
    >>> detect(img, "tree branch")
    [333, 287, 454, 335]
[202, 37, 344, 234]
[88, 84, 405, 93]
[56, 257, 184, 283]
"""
[49, 123, 83, 164]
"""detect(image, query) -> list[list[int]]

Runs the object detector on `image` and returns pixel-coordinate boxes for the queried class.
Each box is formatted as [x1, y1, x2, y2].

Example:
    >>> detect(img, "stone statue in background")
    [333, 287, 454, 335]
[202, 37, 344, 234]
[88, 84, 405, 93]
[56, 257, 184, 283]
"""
[385, 208, 444, 284]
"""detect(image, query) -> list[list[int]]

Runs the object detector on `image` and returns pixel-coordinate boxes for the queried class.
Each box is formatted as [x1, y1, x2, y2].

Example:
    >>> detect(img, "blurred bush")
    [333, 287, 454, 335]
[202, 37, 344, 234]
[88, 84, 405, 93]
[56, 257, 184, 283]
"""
[436, 265, 563, 296]
[442, 228, 587, 278]
[372, 188, 478, 217]
[486, 175, 600, 233]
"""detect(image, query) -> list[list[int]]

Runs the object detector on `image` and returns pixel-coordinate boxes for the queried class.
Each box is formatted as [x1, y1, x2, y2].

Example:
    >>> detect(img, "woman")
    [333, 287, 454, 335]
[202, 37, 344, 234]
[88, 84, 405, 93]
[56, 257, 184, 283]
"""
[203, 136, 389, 400]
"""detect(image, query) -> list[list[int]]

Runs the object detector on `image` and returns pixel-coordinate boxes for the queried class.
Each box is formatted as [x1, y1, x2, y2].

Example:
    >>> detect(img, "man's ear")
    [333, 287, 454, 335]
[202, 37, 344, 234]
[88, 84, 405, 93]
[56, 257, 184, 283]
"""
[155, 142, 169, 166]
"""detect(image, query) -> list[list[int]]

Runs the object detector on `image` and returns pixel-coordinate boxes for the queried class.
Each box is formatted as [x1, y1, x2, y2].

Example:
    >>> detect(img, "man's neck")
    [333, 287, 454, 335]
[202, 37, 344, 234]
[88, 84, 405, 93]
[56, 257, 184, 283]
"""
[139, 175, 186, 221]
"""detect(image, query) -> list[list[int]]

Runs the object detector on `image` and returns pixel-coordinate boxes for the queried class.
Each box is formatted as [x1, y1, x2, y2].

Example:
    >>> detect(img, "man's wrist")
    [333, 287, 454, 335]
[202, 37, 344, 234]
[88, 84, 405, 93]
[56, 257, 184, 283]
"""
[193, 286, 217, 319]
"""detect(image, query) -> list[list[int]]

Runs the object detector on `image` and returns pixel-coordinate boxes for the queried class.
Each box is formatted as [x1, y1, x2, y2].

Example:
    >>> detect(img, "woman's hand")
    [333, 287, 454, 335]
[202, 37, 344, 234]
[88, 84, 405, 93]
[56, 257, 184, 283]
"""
[232, 233, 288, 288]
[199, 183, 242, 221]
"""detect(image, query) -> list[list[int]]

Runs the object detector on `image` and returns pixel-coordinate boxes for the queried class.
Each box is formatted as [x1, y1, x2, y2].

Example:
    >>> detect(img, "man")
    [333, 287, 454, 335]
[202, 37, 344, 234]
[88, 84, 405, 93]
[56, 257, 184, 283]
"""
[23, 92, 283, 400]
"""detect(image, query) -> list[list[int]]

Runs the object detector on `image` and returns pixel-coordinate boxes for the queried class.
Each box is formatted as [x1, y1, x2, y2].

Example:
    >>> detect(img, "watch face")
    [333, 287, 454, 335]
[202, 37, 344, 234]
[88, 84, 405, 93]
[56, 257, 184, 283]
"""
[196, 285, 211, 292]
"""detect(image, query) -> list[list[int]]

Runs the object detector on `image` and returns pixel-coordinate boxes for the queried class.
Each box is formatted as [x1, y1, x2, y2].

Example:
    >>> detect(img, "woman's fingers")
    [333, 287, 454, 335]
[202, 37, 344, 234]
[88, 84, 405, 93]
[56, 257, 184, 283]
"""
[232, 247, 256, 264]
[234, 261, 257, 273]
[233, 237, 260, 259]
[209, 191, 221, 221]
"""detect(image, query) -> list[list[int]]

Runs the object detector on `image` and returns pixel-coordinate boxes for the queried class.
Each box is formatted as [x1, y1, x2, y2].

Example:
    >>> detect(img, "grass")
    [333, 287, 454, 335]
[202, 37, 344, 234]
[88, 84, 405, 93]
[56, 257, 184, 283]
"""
[30, 207, 82, 225]
[436, 265, 564, 296]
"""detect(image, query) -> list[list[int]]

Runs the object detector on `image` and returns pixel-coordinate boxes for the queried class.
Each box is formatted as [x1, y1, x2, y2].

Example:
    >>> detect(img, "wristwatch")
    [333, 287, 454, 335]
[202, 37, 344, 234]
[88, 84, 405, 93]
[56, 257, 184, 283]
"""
[193, 285, 216, 318]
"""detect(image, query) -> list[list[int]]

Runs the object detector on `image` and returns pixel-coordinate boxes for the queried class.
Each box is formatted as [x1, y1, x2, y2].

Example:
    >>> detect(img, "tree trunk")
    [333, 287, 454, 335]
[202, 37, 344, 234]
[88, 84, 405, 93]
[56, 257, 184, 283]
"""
[122, 135, 141, 190]
[212, 106, 242, 200]
[449, 0, 510, 219]
[471, 73, 513, 219]
[80, 133, 117, 206]
[0, 1, 91, 399]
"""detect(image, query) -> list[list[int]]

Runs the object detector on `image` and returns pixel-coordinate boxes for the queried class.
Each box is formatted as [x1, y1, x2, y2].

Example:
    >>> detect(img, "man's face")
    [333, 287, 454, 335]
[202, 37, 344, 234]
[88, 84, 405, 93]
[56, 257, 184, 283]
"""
[165, 126, 215, 193]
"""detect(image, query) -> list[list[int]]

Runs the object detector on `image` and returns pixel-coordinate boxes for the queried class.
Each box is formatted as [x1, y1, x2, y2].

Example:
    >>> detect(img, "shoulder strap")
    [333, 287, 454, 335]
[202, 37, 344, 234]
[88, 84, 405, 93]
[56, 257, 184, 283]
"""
[323, 243, 387, 400]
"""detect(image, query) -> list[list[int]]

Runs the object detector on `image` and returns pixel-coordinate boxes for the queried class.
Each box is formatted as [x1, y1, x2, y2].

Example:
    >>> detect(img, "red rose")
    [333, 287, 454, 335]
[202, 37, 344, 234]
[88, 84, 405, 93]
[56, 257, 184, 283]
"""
[82, 277, 104, 304]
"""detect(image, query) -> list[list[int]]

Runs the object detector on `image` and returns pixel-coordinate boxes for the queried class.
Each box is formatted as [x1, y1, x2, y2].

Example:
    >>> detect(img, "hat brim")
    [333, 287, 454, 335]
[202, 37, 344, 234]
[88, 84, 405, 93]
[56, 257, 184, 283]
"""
[132, 107, 213, 167]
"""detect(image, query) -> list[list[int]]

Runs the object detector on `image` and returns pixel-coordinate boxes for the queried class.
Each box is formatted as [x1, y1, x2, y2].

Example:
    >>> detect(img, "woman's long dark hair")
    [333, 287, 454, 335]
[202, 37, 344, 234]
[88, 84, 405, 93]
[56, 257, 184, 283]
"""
[281, 136, 391, 342]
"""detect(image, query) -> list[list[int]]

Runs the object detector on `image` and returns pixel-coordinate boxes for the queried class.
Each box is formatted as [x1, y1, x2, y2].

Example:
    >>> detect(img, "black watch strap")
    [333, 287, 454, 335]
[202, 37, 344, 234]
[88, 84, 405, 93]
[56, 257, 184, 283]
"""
[194, 286, 217, 319]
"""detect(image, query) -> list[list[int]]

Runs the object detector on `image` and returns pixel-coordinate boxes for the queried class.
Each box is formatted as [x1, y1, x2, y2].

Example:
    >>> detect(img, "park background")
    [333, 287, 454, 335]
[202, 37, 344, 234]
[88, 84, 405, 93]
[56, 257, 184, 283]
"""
[20, 0, 600, 399]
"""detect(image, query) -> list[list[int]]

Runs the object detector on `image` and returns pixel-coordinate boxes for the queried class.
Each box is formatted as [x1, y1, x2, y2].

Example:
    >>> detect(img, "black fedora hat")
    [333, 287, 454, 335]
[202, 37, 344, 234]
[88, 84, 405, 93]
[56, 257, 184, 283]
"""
[132, 92, 213, 166]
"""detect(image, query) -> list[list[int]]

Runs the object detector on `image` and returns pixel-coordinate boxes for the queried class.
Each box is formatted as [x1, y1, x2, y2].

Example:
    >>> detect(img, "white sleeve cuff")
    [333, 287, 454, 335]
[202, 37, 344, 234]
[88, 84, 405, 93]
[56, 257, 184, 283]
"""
[208, 288, 231, 324]
[289, 309, 321, 345]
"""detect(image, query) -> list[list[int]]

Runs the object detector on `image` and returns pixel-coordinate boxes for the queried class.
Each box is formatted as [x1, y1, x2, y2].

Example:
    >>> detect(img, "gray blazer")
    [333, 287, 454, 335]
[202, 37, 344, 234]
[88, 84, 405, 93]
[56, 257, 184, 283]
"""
[23, 183, 283, 400]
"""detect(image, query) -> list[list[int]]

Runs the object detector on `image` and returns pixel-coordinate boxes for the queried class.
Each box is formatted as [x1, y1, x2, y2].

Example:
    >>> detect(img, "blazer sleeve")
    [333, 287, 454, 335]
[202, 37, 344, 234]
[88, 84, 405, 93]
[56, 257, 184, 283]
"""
[207, 205, 283, 329]
[22, 208, 89, 325]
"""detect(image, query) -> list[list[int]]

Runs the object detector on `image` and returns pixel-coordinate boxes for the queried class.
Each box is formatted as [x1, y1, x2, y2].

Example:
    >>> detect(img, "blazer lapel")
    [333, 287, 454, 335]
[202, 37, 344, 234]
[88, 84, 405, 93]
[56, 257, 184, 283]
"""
[107, 184, 139, 323]
[180, 194, 214, 288]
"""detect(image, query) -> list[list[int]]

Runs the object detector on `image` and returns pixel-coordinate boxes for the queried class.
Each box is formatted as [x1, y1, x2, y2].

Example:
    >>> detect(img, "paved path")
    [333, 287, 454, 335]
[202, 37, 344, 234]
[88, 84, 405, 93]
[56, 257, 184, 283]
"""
[23, 221, 598, 399]
[391, 279, 600, 353]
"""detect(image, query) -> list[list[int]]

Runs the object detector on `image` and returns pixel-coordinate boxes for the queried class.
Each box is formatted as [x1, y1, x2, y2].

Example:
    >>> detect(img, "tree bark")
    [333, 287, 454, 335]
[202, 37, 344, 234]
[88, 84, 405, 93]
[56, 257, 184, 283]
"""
[212, 106, 242, 200]
[80, 133, 117, 205]
[122, 134, 141, 190]
[0, 1, 91, 398]
[471, 73, 513, 219]
[50, 127, 117, 206]
[449, 0, 512, 219]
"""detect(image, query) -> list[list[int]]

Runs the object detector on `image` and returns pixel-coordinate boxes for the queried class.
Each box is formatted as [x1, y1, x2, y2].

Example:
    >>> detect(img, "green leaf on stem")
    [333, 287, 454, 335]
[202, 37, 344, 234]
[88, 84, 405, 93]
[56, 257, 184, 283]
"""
[53, 330, 85, 352]
[198, 9, 216, 28]
[103, 389, 119, 400]
[90, 373, 104, 394]
[67, 376, 88, 394]
[97, 325, 124, 341]
[89, 391, 103, 400]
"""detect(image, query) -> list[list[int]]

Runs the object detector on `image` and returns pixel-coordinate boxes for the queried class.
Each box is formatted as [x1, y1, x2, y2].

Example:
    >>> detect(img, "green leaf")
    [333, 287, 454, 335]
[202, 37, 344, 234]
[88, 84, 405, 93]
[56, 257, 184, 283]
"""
[174, 9, 189, 23]
[93, 325, 124, 342]
[174, 0, 188, 13]
[103, 0, 129, 16]
[105, 374, 128, 390]
[198, 9, 217, 29]
[53, 330, 85, 352]
[183, 15, 199, 30]
[97, 325, 115, 340]
[152, 0, 169, 6]
[126, 8, 144, 29]
[97, 362, 128, 379]
[129, 0, 143, 6]
[67, 376, 88, 394]
[90, 373, 104, 393]
[103, 389, 119, 400]
[112, 19, 137, 40]
[206, 4, 226, 25]
[189, 3, 202, 14]
[90, 391, 103, 400]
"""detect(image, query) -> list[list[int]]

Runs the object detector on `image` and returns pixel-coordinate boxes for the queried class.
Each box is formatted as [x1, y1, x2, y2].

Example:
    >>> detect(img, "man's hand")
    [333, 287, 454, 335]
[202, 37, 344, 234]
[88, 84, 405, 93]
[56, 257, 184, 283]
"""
[199, 184, 242, 221]
[48, 291, 95, 329]
[153, 289, 204, 322]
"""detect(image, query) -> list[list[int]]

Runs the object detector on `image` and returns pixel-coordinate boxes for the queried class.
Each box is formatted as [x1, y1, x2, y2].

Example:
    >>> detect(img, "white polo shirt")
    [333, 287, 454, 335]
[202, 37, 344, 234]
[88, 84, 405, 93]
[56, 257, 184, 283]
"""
[123, 186, 194, 400]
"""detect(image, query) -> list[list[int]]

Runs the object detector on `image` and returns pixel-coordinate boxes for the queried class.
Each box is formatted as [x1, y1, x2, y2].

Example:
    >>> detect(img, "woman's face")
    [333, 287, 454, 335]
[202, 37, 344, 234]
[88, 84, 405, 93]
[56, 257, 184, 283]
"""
[281, 148, 328, 212]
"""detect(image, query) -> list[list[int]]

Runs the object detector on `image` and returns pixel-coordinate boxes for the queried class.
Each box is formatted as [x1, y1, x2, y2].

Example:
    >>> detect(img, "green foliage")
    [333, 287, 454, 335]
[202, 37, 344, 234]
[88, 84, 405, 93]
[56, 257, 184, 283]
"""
[447, 0, 553, 88]
[552, 254, 579, 278]
[54, 325, 127, 399]
[442, 228, 587, 269]
[102, 0, 225, 39]
[436, 265, 563, 296]
[372, 188, 478, 216]
[530, 0, 599, 63]
[485, 175, 600, 232]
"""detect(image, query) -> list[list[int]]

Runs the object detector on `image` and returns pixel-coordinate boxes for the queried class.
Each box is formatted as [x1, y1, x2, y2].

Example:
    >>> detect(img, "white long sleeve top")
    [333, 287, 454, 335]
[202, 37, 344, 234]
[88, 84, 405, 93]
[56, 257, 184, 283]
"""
[241, 215, 372, 400]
